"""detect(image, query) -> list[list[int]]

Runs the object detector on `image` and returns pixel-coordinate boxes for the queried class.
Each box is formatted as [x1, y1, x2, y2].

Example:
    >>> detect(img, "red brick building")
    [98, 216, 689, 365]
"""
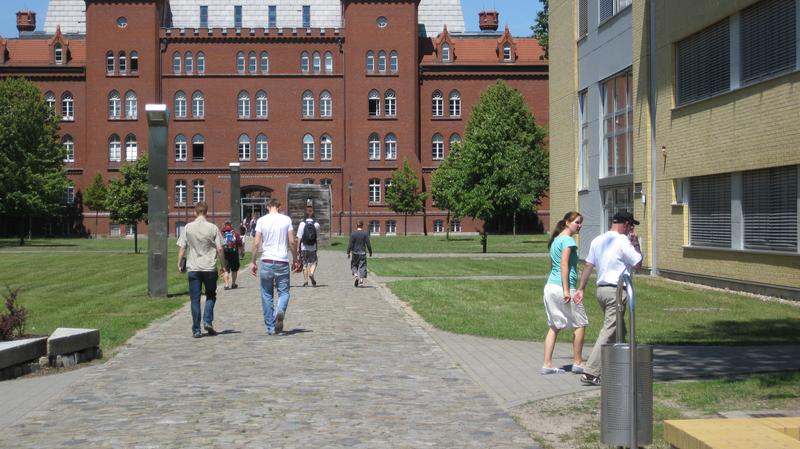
[0, 0, 548, 237]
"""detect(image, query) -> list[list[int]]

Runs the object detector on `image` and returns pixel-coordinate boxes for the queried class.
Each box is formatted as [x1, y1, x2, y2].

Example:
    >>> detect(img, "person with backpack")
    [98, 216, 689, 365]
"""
[296, 206, 321, 287]
[221, 221, 244, 290]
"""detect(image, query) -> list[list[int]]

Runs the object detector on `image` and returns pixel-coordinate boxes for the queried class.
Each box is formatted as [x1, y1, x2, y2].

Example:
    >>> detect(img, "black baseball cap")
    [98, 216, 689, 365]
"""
[612, 211, 640, 226]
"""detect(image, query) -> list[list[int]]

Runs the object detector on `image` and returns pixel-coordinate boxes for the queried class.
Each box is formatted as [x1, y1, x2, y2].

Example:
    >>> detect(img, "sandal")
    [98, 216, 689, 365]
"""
[540, 366, 566, 375]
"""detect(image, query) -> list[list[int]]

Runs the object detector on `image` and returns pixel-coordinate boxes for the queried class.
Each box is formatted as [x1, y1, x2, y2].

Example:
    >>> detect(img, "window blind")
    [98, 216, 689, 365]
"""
[600, 0, 613, 22]
[742, 0, 796, 83]
[690, 173, 731, 248]
[579, 0, 588, 37]
[743, 165, 798, 251]
[676, 19, 730, 105]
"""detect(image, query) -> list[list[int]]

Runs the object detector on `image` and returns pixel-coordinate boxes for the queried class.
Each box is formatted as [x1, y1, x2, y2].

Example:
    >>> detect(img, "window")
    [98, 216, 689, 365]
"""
[384, 178, 393, 199]
[312, 51, 321, 73]
[390, 50, 398, 72]
[302, 90, 314, 117]
[238, 134, 251, 160]
[54, 44, 63, 64]
[175, 134, 187, 161]
[441, 43, 450, 62]
[366, 50, 375, 72]
[130, 51, 138, 73]
[234, 5, 243, 28]
[61, 92, 73, 120]
[369, 220, 380, 235]
[236, 51, 245, 74]
[192, 91, 204, 118]
[320, 178, 332, 188]
[302, 134, 315, 160]
[324, 51, 333, 72]
[62, 135, 74, 162]
[676, 18, 730, 106]
[502, 43, 512, 61]
[741, 0, 796, 84]
[256, 134, 268, 160]
[200, 5, 208, 27]
[176, 221, 186, 237]
[386, 220, 397, 235]
[108, 91, 121, 119]
[449, 133, 461, 151]
[385, 133, 397, 160]
[578, 0, 588, 38]
[192, 134, 205, 160]
[449, 90, 461, 117]
[450, 219, 461, 233]
[368, 178, 381, 203]
[378, 50, 387, 72]
[368, 133, 381, 160]
[300, 51, 309, 73]
[578, 90, 589, 189]
[320, 90, 332, 117]
[66, 185, 75, 204]
[175, 180, 187, 205]
[602, 186, 633, 230]
[602, 70, 632, 177]
[432, 134, 444, 160]
[260, 51, 269, 73]
[742, 165, 798, 252]
[320, 134, 332, 160]
[238, 90, 251, 118]
[106, 51, 115, 74]
[432, 91, 443, 117]
[109, 135, 121, 162]
[125, 91, 137, 119]
[249, 51, 257, 73]
[368, 89, 380, 117]
[184, 51, 193, 74]
[45, 91, 56, 110]
[268, 5, 277, 27]
[302, 5, 311, 28]
[193, 179, 205, 204]
[174, 91, 187, 118]
[125, 134, 138, 161]
[303, 178, 314, 184]
[689, 174, 731, 248]
[256, 90, 268, 118]
[433, 220, 444, 233]
[196, 51, 204, 74]
[600, 0, 631, 22]
[384, 90, 396, 117]
[173, 51, 181, 74]
[119, 51, 127, 73]
[110, 222, 121, 236]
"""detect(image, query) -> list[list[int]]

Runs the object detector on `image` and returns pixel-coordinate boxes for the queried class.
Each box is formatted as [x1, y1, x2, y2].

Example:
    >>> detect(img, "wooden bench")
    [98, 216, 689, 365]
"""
[664, 417, 800, 449]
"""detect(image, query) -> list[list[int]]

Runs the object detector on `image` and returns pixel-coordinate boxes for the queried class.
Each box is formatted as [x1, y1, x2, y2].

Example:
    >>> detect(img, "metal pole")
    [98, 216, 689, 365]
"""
[230, 163, 241, 232]
[617, 273, 638, 449]
[145, 104, 169, 298]
[348, 179, 353, 234]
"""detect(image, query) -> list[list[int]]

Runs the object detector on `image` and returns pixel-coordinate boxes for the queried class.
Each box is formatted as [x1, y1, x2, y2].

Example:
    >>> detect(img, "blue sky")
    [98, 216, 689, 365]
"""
[0, 0, 541, 37]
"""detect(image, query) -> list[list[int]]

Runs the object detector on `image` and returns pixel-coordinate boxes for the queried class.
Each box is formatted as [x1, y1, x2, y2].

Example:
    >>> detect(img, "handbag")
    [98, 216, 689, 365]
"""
[179, 256, 187, 273]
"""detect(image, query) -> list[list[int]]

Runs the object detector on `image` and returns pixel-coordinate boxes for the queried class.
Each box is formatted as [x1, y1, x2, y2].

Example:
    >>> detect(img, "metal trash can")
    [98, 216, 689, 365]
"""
[601, 343, 654, 447]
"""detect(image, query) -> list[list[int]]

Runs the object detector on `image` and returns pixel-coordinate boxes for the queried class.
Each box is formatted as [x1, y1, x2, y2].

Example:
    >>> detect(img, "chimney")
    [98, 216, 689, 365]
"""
[478, 10, 498, 31]
[17, 11, 36, 34]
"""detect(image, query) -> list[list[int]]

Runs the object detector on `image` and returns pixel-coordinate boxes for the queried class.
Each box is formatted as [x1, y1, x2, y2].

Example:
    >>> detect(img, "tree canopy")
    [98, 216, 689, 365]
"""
[385, 159, 427, 235]
[84, 173, 108, 238]
[531, 0, 549, 59]
[106, 154, 148, 253]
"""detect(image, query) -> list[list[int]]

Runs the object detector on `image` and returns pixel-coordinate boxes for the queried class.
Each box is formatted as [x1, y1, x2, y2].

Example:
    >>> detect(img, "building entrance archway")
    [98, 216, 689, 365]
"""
[241, 186, 272, 229]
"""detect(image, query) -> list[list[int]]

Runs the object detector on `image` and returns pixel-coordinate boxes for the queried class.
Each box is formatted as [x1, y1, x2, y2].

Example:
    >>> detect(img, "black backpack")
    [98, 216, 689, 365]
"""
[301, 219, 317, 246]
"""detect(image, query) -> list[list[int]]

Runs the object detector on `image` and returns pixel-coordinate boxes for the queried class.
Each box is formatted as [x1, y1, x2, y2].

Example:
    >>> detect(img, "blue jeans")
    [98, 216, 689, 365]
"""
[188, 270, 218, 334]
[259, 261, 290, 333]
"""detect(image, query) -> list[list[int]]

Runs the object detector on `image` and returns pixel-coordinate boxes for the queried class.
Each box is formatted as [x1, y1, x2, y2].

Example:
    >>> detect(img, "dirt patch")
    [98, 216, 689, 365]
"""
[509, 390, 602, 449]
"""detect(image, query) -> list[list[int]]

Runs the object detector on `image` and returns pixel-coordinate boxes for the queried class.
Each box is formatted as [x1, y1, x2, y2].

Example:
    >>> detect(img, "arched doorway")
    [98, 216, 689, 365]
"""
[241, 186, 272, 231]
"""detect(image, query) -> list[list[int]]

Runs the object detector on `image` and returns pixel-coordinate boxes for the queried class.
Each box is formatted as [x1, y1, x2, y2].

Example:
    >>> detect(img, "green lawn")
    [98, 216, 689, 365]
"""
[325, 234, 549, 254]
[369, 257, 550, 277]
[0, 237, 150, 251]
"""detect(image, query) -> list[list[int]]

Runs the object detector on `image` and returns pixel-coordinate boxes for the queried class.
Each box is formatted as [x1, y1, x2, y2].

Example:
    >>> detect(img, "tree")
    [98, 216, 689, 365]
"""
[385, 160, 427, 236]
[431, 80, 548, 253]
[531, 0, 549, 59]
[0, 77, 69, 245]
[430, 148, 463, 241]
[105, 153, 148, 253]
[83, 173, 108, 239]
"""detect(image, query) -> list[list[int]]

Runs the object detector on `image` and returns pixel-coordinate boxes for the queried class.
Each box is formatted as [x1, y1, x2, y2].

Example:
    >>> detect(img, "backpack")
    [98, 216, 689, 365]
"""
[223, 230, 238, 253]
[301, 219, 317, 246]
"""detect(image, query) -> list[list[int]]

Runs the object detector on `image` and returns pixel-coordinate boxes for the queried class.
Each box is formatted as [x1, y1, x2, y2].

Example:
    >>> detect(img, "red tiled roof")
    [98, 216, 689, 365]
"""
[421, 37, 546, 65]
[2, 38, 86, 66]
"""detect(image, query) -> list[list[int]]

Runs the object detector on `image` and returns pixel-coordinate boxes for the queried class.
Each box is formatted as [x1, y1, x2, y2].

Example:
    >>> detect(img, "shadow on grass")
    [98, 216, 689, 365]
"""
[167, 291, 189, 298]
[656, 318, 800, 346]
[0, 240, 78, 248]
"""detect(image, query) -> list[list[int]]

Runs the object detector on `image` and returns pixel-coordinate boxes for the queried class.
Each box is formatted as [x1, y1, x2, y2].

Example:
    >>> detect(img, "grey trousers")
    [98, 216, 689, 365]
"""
[351, 253, 367, 279]
[585, 286, 627, 378]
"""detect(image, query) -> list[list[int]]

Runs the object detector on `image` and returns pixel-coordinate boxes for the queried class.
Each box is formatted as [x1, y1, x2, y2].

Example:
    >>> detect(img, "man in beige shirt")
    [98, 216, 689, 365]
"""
[177, 202, 227, 338]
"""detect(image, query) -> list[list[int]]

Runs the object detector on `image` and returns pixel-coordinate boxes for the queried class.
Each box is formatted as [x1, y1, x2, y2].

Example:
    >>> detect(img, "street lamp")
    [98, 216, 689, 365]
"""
[145, 103, 169, 298]
[348, 178, 353, 234]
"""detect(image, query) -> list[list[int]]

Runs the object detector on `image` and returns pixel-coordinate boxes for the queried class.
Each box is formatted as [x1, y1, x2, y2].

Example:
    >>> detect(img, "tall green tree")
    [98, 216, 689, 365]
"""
[385, 159, 427, 236]
[83, 173, 108, 239]
[531, 0, 549, 59]
[430, 146, 464, 241]
[105, 154, 148, 253]
[0, 77, 69, 245]
[431, 80, 548, 253]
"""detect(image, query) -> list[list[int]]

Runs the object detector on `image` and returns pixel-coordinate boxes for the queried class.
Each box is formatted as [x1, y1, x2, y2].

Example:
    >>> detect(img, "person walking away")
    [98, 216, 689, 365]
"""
[177, 201, 227, 338]
[296, 206, 321, 287]
[221, 221, 244, 289]
[541, 211, 589, 375]
[347, 221, 372, 287]
[573, 211, 642, 385]
[249, 198, 298, 335]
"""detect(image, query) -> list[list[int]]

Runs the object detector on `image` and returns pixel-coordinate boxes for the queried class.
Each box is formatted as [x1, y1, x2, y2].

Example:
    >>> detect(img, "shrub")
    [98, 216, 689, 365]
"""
[0, 288, 28, 341]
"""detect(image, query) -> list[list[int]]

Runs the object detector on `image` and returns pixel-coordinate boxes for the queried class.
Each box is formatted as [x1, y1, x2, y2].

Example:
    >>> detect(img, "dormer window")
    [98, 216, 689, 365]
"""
[54, 44, 63, 64]
[441, 43, 450, 62]
[503, 43, 512, 61]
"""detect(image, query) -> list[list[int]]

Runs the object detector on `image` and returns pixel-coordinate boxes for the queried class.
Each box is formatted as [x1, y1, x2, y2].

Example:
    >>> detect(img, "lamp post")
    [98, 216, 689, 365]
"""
[348, 178, 353, 234]
[145, 104, 169, 297]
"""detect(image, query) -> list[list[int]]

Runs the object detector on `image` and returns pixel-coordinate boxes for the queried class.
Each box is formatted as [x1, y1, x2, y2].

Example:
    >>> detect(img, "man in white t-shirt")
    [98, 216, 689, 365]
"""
[249, 198, 298, 335]
[574, 211, 642, 385]
[296, 205, 321, 287]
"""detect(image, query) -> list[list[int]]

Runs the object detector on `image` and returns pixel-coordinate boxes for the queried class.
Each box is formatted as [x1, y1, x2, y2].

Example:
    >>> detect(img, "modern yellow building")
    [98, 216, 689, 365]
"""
[550, 0, 800, 299]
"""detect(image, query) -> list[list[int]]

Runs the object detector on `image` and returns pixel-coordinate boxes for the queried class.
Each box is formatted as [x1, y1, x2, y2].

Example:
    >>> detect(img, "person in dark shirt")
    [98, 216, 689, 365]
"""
[346, 221, 373, 287]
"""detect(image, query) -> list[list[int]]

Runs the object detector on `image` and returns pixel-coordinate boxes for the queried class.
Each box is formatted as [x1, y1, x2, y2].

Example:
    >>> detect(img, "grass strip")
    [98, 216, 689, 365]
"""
[325, 234, 549, 254]
[369, 257, 550, 277]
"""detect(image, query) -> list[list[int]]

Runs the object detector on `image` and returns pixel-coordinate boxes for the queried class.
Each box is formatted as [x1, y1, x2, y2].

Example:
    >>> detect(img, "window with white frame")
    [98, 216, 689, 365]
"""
[675, 18, 730, 106]
[63, 135, 74, 162]
[449, 90, 461, 117]
[174, 91, 187, 118]
[300, 51, 310, 73]
[433, 220, 444, 233]
[385, 133, 397, 160]
[61, 92, 73, 120]
[125, 91, 137, 119]
[368, 89, 380, 117]
[369, 220, 380, 235]
[324, 51, 333, 72]
[450, 219, 461, 232]
[320, 134, 332, 160]
[366, 50, 375, 72]
[502, 43, 512, 61]
[192, 134, 205, 160]
[106, 51, 115, 74]
[390, 50, 398, 72]
[368, 178, 381, 203]
[110, 222, 121, 236]
[432, 91, 443, 117]
[601, 70, 632, 177]
[600, 0, 631, 23]
[54, 44, 63, 65]
[236, 51, 245, 74]
[449, 133, 461, 152]
[119, 51, 127, 73]
[175, 134, 187, 161]
[378, 50, 387, 72]
[368, 133, 381, 160]
[45, 91, 56, 110]
[302, 178, 314, 184]
[238, 90, 250, 118]
[193, 179, 205, 204]
[173, 51, 181, 74]
[196, 51, 204, 74]
[441, 43, 450, 62]
[184, 51, 192, 74]
[312, 51, 321, 73]
[384, 178, 393, 199]
[238, 134, 251, 160]
[432, 134, 444, 160]
[320, 178, 332, 188]
[256, 134, 268, 160]
[579, 90, 589, 189]
[66, 185, 75, 204]
[256, 90, 268, 118]
[302, 134, 315, 160]
[192, 91, 204, 118]
[302, 90, 314, 117]
[261, 51, 269, 73]
[108, 91, 121, 119]
[320, 90, 332, 117]
[175, 180, 187, 205]
[386, 220, 397, 234]
[125, 134, 137, 161]
[249, 51, 257, 73]
[384, 90, 396, 117]
[109, 134, 121, 161]
[602, 186, 633, 231]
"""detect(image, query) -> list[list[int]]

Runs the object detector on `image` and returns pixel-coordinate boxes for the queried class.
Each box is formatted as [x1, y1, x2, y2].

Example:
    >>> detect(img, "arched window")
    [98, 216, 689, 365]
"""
[449, 133, 462, 150]
[449, 90, 461, 117]
[175, 134, 187, 161]
[109, 134, 121, 162]
[248, 51, 257, 73]
[312, 51, 321, 73]
[130, 51, 139, 73]
[175, 180, 187, 205]
[106, 51, 115, 74]
[302, 90, 314, 117]
[192, 134, 205, 160]
[191, 91, 204, 118]
[54, 44, 63, 64]
[260, 51, 269, 73]
[184, 51, 193, 74]
[256, 134, 268, 160]
[503, 43, 512, 61]
[45, 91, 56, 110]
[118, 51, 127, 73]
[432, 134, 444, 160]
[125, 134, 138, 161]
[236, 51, 245, 74]
[238, 134, 251, 160]
[302, 134, 315, 160]
[432, 90, 444, 117]
[441, 43, 450, 62]
[390, 50, 398, 72]
[366, 50, 374, 72]
[192, 179, 205, 204]
[61, 92, 74, 120]
[384, 133, 397, 160]
[378, 50, 387, 72]
[384, 90, 396, 117]
[125, 90, 137, 119]
[368, 89, 380, 117]
[320, 134, 333, 160]
[320, 90, 332, 117]
[108, 90, 121, 119]
[174, 91, 187, 118]
[300, 51, 310, 73]
[255, 90, 268, 118]
[368, 133, 381, 160]
[62, 135, 75, 162]
[238, 90, 250, 118]
[324, 51, 333, 72]
[195, 51, 204, 74]
[173, 51, 181, 74]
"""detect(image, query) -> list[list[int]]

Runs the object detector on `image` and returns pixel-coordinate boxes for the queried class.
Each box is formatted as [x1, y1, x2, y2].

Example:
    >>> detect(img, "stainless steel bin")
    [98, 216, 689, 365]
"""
[600, 343, 654, 447]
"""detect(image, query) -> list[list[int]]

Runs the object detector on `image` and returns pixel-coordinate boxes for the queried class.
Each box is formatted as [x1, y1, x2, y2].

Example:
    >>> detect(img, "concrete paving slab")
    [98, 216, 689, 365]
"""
[47, 328, 100, 356]
[0, 338, 47, 370]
